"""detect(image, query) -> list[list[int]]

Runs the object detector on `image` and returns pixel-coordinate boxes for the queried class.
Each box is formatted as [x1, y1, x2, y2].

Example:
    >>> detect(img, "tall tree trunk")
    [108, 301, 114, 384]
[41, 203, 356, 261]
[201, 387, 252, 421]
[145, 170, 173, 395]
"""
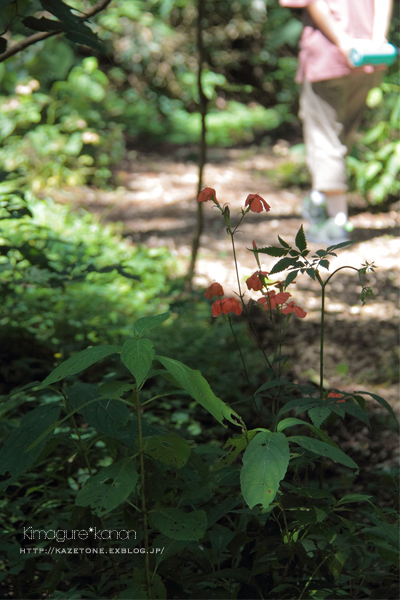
[185, 0, 207, 290]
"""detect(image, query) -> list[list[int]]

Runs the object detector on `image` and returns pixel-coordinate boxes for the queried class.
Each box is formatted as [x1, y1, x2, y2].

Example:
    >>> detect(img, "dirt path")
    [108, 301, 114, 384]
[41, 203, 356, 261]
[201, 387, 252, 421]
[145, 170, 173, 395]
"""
[54, 146, 400, 427]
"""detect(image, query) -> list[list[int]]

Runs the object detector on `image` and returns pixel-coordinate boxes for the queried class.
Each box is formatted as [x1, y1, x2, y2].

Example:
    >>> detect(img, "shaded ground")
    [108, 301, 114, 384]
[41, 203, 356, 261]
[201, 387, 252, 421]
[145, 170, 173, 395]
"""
[53, 145, 400, 442]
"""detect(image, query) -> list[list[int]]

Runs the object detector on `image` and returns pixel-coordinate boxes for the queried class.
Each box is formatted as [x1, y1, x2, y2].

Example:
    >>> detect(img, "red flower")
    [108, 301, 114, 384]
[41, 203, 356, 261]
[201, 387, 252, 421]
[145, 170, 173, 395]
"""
[281, 301, 307, 318]
[212, 297, 243, 317]
[198, 187, 218, 204]
[245, 194, 271, 213]
[328, 391, 345, 403]
[204, 282, 224, 299]
[258, 291, 291, 310]
[246, 271, 269, 291]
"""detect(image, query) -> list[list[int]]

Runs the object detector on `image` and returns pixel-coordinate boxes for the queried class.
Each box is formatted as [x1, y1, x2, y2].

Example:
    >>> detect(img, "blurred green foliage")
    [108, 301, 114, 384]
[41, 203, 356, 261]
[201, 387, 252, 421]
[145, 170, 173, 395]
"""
[348, 80, 400, 204]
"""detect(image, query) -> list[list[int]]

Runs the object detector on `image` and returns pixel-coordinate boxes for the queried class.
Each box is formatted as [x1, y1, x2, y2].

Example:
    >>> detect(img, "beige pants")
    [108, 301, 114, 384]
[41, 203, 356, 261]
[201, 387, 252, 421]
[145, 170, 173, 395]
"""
[299, 72, 383, 192]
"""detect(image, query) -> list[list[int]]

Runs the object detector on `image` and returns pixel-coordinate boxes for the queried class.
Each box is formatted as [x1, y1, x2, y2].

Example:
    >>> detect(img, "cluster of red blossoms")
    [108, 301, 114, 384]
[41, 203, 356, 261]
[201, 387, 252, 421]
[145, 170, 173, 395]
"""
[246, 272, 307, 318]
[198, 188, 271, 213]
[200, 187, 306, 319]
[204, 283, 242, 317]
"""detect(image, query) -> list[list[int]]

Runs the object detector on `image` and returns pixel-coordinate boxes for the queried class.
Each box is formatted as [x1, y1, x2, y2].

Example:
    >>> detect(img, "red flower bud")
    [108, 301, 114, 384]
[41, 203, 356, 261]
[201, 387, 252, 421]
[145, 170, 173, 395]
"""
[204, 282, 224, 299]
[246, 271, 268, 291]
[245, 193, 271, 213]
[198, 187, 218, 204]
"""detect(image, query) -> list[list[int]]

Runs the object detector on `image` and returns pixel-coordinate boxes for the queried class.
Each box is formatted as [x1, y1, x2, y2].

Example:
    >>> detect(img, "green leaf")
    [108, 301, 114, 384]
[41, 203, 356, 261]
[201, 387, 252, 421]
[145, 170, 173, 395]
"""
[0, 404, 61, 490]
[133, 313, 170, 337]
[0, 0, 15, 8]
[306, 268, 316, 280]
[255, 379, 290, 395]
[214, 430, 258, 470]
[156, 356, 243, 429]
[308, 406, 331, 428]
[277, 417, 336, 444]
[284, 270, 298, 288]
[326, 241, 353, 252]
[337, 493, 373, 506]
[240, 431, 290, 510]
[67, 383, 130, 437]
[209, 525, 236, 558]
[75, 459, 138, 516]
[40, 345, 121, 387]
[278, 397, 319, 417]
[150, 508, 207, 541]
[270, 257, 298, 275]
[278, 235, 290, 248]
[143, 434, 191, 469]
[65, 30, 105, 52]
[295, 225, 307, 252]
[23, 16, 64, 32]
[319, 259, 330, 270]
[288, 436, 358, 470]
[256, 246, 288, 257]
[40, 0, 80, 24]
[121, 338, 155, 388]
[354, 390, 398, 425]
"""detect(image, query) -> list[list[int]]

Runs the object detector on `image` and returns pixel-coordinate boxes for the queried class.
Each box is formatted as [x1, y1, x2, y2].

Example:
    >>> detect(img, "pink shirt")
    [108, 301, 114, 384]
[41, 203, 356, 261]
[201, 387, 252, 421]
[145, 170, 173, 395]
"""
[279, 0, 375, 82]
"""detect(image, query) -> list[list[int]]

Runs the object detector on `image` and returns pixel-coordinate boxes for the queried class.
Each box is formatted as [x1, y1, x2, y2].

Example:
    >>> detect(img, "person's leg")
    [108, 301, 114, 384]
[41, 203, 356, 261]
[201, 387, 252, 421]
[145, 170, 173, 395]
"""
[299, 78, 349, 233]
[299, 73, 380, 242]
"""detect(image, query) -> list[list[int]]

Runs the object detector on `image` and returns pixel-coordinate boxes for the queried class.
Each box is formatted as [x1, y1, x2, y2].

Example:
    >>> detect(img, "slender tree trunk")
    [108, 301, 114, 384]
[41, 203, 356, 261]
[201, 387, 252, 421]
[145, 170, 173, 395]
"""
[185, 0, 207, 290]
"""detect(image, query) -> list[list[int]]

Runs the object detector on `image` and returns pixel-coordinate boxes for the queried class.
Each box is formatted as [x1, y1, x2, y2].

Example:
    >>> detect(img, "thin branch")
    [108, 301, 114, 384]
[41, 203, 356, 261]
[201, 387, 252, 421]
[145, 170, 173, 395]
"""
[0, 0, 113, 63]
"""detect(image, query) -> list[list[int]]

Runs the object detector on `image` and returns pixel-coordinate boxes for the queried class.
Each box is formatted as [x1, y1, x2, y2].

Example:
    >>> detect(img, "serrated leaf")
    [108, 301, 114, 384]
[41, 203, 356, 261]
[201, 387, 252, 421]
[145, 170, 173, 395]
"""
[156, 356, 242, 429]
[133, 312, 170, 337]
[121, 338, 155, 388]
[295, 225, 307, 252]
[326, 241, 353, 252]
[150, 508, 207, 541]
[75, 459, 138, 516]
[278, 235, 290, 248]
[256, 246, 288, 257]
[319, 259, 330, 270]
[143, 434, 191, 469]
[40, 345, 121, 387]
[354, 391, 398, 425]
[240, 431, 290, 509]
[288, 436, 358, 470]
[0, 404, 61, 490]
[306, 268, 316, 280]
[270, 257, 298, 275]
[284, 270, 298, 288]
[315, 249, 328, 257]
[308, 406, 331, 428]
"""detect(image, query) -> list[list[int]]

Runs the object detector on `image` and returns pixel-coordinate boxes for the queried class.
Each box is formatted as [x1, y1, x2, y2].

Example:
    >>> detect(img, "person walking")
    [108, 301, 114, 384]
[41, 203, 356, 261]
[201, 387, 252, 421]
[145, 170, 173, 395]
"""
[279, 0, 393, 244]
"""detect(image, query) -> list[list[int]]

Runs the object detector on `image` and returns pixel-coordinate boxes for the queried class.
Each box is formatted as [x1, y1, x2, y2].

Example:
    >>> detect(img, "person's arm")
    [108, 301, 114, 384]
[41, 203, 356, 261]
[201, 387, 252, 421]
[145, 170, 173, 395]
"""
[372, 0, 393, 42]
[305, 0, 352, 57]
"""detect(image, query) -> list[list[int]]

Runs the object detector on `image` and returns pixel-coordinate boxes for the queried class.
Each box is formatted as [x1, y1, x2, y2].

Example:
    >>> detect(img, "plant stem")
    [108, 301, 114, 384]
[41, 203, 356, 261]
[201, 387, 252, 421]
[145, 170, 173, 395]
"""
[228, 318, 261, 420]
[135, 390, 152, 599]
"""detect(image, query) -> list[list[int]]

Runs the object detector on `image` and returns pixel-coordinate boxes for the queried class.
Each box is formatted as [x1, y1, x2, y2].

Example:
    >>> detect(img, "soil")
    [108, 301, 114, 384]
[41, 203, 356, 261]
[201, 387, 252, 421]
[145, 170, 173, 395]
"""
[53, 144, 400, 468]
